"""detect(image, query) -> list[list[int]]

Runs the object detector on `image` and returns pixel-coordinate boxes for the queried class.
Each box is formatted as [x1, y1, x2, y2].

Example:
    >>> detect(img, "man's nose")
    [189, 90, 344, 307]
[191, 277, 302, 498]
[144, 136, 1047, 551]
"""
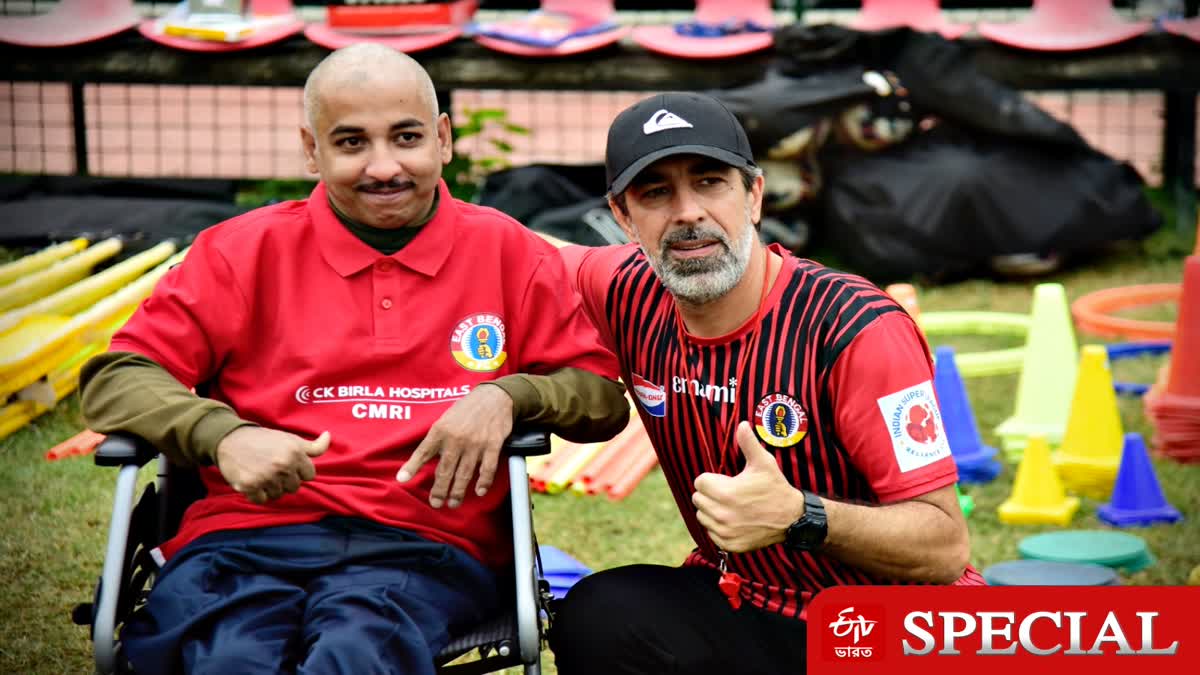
[670, 185, 706, 224]
[363, 147, 404, 183]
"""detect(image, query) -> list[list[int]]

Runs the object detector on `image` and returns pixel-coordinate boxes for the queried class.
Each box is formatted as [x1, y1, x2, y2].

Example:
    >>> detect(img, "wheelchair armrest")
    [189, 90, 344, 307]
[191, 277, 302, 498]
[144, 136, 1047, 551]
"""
[95, 432, 160, 468]
[503, 429, 550, 457]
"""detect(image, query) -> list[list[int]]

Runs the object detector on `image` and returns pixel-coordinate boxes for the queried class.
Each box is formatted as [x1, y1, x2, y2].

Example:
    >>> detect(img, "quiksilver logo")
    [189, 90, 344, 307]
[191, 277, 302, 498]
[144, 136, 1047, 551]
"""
[643, 109, 693, 134]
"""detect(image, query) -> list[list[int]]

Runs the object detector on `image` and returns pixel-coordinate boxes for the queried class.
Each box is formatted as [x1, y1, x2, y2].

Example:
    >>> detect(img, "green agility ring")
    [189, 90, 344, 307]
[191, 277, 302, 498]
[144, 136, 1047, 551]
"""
[918, 312, 1030, 377]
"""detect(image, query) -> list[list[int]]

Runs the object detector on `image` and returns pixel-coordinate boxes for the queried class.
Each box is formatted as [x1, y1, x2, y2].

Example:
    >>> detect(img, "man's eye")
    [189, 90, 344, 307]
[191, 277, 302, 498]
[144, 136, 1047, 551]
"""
[336, 137, 362, 148]
[396, 133, 421, 143]
[642, 187, 669, 199]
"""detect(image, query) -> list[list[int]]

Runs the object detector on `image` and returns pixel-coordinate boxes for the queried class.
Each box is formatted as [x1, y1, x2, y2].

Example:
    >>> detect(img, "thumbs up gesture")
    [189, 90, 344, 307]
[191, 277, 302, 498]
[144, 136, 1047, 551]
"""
[216, 426, 331, 504]
[692, 421, 807, 553]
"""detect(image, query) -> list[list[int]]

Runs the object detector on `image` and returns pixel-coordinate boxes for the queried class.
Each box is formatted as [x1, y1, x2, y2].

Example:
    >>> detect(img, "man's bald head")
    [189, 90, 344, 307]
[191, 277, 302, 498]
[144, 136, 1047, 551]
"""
[303, 44, 439, 132]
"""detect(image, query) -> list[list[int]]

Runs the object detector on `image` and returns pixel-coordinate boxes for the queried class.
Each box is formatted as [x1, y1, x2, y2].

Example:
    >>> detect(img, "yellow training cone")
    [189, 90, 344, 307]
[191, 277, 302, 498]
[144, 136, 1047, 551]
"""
[998, 435, 1079, 526]
[1053, 345, 1123, 499]
[995, 283, 1078, 460]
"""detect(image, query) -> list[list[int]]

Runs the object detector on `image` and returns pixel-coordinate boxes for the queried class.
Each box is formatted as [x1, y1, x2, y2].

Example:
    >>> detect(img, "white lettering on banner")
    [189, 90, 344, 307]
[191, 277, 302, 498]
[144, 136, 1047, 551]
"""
[901, 610, 1180, 656]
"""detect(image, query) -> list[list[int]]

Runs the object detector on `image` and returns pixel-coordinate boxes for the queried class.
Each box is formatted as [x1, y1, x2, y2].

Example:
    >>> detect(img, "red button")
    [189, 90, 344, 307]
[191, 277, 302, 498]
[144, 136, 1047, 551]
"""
[377, 260, 394, 272]
[381, 298, 393, 309]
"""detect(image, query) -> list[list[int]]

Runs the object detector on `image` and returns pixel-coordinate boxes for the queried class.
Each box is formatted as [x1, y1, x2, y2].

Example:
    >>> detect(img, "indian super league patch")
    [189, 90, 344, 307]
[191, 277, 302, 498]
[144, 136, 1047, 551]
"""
[875, 380, 951, 473]
[754, 393, 808, 447]
[451, 313, 508, 372]
[631, 373, 667, 418]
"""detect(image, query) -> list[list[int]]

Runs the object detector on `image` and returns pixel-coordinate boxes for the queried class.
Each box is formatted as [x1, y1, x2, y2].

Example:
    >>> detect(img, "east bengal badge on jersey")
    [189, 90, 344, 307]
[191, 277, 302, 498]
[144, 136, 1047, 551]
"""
[754, 393, 809, 447]
[451, 313, 508, 372]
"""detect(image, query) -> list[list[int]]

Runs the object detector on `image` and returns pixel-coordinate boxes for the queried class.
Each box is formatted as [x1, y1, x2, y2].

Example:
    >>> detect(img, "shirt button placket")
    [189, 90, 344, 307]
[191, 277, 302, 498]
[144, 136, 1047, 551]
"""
[375, 260, 398, 335]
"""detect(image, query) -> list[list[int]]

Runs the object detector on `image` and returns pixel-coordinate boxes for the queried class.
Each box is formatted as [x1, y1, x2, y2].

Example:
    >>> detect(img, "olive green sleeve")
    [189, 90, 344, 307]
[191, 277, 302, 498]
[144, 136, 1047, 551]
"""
[79, 351, 256, 467]
[487, 367, 629, 443]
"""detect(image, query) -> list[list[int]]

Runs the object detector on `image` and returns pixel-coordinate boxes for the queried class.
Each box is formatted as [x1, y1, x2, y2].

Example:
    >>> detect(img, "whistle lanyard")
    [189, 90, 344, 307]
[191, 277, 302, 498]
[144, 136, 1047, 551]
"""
[674, 252, 774, 476]
[674, 252, 775, 610]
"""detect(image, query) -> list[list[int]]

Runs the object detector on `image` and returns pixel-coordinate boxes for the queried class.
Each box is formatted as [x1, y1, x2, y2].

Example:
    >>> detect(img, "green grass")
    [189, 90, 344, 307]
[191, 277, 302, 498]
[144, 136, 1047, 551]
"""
[1, 229, 1198, 674]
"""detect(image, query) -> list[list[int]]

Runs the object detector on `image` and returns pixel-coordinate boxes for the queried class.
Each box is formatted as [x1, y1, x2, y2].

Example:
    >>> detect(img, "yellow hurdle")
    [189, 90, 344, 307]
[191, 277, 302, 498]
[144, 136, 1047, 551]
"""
[0, 238, 123, 312]
[0, 248, 187, 401]
[0, 238, 89, 288]
[0, 240, 177, 334]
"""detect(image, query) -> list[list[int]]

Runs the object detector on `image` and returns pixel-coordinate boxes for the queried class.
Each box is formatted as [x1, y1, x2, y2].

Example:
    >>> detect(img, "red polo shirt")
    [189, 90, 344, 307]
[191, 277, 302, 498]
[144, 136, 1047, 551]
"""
[110, 180, 619, 567]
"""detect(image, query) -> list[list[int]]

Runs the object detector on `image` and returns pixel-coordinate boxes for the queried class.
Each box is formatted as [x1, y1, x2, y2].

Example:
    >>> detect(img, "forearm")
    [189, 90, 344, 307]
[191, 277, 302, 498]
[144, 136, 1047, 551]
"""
[79, 351, 254, 467]
[488, 367, 629, 442]
[820, 491, 969, 584]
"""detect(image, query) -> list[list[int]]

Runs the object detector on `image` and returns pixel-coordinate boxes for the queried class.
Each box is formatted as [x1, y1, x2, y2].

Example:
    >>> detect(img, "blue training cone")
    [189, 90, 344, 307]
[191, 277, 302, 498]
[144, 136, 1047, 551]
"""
[539, 545, 593, 599]
[1097, 433, 1183, 527]
[934, 346, 1002, 483]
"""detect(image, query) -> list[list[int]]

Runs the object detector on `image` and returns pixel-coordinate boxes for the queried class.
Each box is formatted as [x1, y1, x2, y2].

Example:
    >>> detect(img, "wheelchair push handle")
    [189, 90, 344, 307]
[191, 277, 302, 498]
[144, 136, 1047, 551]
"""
[94, 432, 159, 468]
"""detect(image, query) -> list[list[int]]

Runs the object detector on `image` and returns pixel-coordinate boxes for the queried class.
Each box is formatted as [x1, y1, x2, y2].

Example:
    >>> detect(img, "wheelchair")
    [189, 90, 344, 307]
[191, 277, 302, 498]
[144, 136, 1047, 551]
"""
[73, 429, 554, 675]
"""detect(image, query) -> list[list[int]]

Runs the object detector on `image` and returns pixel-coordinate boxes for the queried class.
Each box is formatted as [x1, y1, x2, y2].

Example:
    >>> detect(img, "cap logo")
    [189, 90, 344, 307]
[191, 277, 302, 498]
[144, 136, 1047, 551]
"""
[643, 109, 693, 135]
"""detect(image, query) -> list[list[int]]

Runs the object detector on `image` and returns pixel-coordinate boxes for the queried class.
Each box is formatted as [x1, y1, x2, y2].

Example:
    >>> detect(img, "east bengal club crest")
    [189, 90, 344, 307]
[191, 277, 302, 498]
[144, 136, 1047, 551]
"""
[451, 313, 507, 372]
[754, 393, 809, 448]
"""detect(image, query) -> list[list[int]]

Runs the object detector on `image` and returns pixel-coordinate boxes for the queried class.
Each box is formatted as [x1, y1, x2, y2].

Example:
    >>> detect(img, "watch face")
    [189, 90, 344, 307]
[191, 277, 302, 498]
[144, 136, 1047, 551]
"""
[787, 497, 828, 551]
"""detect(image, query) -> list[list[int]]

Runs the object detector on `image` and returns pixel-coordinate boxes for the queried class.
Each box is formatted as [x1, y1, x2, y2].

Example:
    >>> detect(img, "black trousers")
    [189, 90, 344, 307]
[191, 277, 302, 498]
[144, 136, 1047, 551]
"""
[548, 564, 807, 675]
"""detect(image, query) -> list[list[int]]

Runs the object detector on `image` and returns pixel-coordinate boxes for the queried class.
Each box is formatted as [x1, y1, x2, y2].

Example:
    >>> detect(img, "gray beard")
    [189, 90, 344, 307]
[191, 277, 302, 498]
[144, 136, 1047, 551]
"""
[639, 214, 757, 307]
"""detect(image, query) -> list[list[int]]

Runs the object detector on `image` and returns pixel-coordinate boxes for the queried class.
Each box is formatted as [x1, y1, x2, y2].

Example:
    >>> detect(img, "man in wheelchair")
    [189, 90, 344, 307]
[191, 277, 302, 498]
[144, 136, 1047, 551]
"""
[79, 43, 628, 675]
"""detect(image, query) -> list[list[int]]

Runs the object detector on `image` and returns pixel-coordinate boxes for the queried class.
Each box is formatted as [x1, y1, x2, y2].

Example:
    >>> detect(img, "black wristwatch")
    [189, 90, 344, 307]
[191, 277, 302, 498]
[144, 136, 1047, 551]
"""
[784, 491, 828, 552]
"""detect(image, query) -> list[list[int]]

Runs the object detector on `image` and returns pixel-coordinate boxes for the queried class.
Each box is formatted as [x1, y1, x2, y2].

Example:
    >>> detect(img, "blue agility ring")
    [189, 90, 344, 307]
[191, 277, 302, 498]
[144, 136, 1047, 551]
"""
[1106, 341, 1171, 397]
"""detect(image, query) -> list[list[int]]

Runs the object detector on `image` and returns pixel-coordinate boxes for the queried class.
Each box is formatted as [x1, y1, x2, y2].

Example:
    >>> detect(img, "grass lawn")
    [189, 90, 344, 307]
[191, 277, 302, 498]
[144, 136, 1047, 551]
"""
[1, 228, 1198, 675]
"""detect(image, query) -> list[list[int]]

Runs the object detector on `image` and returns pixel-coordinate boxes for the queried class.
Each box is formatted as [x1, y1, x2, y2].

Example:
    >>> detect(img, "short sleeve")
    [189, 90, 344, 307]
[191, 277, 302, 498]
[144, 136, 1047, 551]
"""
[828, 311, 958, 503]
[558, 243, 638, 351]
[107, 232, 247, 389]
[510, 249, 621, 381]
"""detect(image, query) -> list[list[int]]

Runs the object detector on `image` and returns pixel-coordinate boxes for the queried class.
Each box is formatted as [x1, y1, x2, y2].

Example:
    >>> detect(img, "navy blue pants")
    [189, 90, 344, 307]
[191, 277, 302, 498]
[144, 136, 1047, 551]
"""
[121, 517, 500, 675]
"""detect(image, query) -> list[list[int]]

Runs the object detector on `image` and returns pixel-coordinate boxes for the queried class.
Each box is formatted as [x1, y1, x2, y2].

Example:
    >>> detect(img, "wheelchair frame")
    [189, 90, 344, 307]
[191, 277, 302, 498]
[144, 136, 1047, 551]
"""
[76, 430, 553, 675]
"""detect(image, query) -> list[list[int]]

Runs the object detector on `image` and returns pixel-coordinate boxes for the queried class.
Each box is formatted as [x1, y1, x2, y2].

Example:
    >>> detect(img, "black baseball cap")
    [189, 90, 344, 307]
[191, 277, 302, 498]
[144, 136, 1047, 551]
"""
[605, 92, 757, 196]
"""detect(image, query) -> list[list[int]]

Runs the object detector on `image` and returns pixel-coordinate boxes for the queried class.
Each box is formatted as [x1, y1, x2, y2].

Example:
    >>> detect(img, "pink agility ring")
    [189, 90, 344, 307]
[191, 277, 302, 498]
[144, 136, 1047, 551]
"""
[1071, 284, 1179, 341]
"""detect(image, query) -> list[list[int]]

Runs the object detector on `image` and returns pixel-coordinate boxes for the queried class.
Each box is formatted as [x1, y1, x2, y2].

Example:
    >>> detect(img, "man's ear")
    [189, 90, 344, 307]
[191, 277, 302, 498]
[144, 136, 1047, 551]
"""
[437, 112, 453, 165]
[748, 172, 765, 225]
[607, 195, 639, 243]
[300, 126, 319, 175]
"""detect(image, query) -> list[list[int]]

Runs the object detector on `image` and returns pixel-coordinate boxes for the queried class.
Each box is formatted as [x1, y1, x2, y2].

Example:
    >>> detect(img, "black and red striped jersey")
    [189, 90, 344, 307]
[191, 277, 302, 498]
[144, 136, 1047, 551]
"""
[562, 242, 986, 620]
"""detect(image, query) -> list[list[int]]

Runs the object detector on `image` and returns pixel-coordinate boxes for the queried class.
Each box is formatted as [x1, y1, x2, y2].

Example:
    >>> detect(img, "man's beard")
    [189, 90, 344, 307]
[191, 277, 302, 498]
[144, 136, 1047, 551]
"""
[638, 210, 757, 307]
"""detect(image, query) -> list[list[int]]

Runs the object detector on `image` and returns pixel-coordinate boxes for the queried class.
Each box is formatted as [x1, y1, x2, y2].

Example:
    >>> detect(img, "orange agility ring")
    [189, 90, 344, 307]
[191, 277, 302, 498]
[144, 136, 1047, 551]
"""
[1071, 283, 1179, 340]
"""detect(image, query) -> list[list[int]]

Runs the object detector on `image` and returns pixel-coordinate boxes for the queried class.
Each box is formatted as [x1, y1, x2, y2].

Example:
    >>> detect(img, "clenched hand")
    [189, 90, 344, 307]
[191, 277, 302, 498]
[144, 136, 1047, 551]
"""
[396, 384, 514, 509]
[215, 426, 331, 504]
[692, 422, 806, 553]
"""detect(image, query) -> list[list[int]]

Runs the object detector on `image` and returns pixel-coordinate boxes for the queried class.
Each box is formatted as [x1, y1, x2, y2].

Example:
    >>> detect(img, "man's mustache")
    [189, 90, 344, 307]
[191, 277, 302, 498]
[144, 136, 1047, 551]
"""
[356, 179, 415, 192]
[662, 226, 730, 248]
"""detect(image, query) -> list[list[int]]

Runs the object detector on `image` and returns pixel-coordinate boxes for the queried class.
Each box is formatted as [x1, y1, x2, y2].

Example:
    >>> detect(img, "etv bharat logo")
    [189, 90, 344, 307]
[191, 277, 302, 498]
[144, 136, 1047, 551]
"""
[828, 606, 881, 659]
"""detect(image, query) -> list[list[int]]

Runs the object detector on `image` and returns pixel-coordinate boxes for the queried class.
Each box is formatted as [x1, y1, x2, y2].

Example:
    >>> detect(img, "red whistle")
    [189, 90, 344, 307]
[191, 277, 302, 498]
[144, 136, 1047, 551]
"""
[718, 571, 744, 610]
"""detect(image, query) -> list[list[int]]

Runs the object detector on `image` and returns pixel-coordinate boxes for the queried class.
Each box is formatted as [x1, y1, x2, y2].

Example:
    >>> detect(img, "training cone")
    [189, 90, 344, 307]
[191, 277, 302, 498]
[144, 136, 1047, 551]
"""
[998, 435, 1079, 526]
[996, 283, 1078, 459]
[1161, 255, 1200, 400]
[956, 484, 975, 518]
[1053, 345, 1124, 499]
[1145, 255, 1200, 463]
[1097, 433, 1182, 527]
[934, 347, 1001, 483]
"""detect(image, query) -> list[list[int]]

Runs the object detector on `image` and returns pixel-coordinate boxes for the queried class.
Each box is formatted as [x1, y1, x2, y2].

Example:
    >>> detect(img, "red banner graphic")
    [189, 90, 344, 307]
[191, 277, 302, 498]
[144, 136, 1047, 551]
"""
[808, 585, 1199, 675]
